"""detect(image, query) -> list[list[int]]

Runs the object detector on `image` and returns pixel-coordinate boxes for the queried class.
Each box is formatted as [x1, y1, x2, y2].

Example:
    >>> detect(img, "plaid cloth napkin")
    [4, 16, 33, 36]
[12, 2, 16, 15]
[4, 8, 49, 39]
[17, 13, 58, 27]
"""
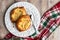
[24, 1, 60, 40]
[34, 1, 60, 40]
[38, 1, 60, 31]
[5, 2, 60, 40]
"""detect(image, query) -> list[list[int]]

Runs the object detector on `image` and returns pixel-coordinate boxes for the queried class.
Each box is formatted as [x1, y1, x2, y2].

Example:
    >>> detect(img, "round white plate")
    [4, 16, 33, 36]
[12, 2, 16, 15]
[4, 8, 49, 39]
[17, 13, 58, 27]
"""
[5, 2, 40, 37]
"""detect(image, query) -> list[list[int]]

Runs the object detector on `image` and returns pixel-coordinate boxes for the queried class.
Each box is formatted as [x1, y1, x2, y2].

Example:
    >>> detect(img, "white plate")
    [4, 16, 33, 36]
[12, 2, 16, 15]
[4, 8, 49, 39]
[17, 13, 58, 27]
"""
[5, 2, 40, 37]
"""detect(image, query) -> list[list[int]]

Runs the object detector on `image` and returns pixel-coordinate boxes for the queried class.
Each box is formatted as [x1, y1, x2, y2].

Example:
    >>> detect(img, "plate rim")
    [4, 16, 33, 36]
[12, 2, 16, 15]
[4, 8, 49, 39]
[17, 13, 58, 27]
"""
[4, 2, 41, 37]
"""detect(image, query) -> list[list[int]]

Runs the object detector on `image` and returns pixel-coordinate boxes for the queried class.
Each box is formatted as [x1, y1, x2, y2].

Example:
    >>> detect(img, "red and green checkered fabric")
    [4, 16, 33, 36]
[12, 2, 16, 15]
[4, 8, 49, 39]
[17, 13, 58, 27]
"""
[25, 1, 60, 40]
[35, 2, 60, 40]
[38, 2, 60, 31]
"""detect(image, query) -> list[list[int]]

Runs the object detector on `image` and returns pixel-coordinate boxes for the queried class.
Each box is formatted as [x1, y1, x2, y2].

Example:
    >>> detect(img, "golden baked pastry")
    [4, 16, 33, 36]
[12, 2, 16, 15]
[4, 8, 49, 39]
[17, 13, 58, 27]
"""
[16, 15, 31, 31]
[10, 7, 27, 22]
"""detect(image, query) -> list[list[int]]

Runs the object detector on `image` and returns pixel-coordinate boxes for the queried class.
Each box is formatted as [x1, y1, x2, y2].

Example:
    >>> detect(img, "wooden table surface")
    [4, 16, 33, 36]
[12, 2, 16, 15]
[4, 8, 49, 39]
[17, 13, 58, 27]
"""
[0, 0, 60, 40]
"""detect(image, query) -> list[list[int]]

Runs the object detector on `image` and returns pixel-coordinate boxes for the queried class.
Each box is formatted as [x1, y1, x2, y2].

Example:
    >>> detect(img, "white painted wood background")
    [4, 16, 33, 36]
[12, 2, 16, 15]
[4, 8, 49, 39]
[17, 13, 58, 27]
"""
[0, 0, 60, 40]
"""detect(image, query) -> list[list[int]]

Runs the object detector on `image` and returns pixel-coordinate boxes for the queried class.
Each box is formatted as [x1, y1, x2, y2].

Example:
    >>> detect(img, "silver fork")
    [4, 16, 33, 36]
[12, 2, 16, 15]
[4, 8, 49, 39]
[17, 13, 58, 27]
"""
[30, 15, 37, 36]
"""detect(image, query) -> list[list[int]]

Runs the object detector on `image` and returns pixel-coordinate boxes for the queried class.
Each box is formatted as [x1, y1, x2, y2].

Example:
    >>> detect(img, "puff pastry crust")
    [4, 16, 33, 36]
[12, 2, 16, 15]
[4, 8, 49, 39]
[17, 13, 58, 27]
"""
[10, 7, 27, 22]
[16, 15, 31, 31]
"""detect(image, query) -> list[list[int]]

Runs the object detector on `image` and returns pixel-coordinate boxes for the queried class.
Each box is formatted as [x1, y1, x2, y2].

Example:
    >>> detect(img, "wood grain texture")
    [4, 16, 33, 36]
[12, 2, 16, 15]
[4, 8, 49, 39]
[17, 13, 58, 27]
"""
[0, 0, 14, 39]
[0, 0, 60, 40]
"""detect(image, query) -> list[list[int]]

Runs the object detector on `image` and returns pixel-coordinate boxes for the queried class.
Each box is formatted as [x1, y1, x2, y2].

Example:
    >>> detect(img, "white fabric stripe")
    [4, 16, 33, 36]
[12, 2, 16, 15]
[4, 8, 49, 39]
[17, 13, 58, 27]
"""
[42, 36, 46, 40]
[41, 18, 47, 23]
[49, 15, 60, 32]
[50, 24, 57, 32]
[57, 15, 60, 18]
